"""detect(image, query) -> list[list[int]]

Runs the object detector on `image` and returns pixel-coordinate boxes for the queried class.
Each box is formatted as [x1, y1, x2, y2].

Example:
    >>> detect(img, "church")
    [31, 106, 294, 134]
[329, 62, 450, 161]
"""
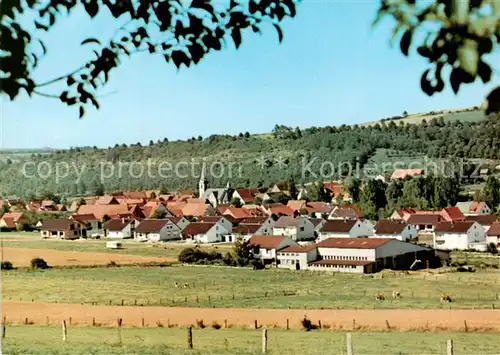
[198, 163, 234, 208]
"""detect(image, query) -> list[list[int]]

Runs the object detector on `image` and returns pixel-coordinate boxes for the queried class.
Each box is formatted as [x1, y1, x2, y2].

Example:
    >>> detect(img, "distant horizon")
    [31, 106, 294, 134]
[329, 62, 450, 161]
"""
[0, 104, 482, 150]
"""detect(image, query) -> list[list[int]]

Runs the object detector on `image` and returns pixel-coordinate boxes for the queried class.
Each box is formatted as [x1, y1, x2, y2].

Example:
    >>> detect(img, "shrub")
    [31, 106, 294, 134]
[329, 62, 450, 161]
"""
[196, 319, 206, 329]
[251, 260, 265, 270]
[30, 258, 48, 269]
[486, 243, 498, 255]
[1, 261, 14, 270]
[211, 321, 221, 330]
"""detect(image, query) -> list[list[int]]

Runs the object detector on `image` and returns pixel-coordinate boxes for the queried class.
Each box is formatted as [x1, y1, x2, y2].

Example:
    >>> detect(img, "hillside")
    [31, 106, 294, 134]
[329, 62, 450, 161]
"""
[362, 107, 486, 127]
[1, 108, 498, 198]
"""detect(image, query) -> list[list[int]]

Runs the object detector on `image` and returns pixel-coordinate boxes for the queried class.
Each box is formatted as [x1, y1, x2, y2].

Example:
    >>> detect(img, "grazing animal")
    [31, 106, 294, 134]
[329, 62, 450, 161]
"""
[392, 291, 401, 299]
[440, 294, 452, 303]
[375, 293, 385, 301]
[183, 283, 190, 289]
[174, 282, 179, 288]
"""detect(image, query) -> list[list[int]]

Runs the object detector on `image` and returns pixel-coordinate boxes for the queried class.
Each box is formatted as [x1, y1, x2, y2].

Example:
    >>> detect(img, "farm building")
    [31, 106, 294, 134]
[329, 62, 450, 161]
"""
[40, 219, 87, 239]
[163, 216, 190, 230]
[311, 238, 433, 273]
[373, 220, 417, 241]
[134, 219, 181, 242]
[248, 235, 297, 264]
[272, 216, 316, 241]
[433, 221, 486, 251]
[317, 219, 373, 241]
[276, 244, 318, 270]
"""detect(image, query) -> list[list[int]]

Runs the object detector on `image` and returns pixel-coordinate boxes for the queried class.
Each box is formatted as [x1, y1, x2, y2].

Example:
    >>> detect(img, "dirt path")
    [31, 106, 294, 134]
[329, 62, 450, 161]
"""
[0, 247, 173, 266]
[3, 301, 499, 331]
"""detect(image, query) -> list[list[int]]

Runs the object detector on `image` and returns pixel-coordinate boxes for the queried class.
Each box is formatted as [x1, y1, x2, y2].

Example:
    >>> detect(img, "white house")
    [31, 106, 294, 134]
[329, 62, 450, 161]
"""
[277, 244, 318, 271]
[71, 214, 104, 237]
[318, 219, 373, 241]
[310, 238, 431, 273]
[407, 214, 443, 234]
[433, 221, 486, 251]
[182, 220, 232, 243]
[165, 216, 191, 230]
[486, 222, 500, 247]
[373, 220, 417, 241]
[327, 206, 360, 220]
[465, 215, 497, 232]
[134, 219, 181, 242]
[456, 201, 492, 216]
[272, 216, 316, 241]
[197, 216, 233, 232]
[232, 223, 271, 242]
[242, 216, 276, 229]
[248, 235, 297, 263]
[105, 218, 138, 239]
[40, 219, 86, 240]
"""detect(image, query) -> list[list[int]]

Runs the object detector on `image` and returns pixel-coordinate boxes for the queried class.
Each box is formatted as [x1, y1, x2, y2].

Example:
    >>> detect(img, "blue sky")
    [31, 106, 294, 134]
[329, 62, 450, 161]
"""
[1, 1, 498, 149]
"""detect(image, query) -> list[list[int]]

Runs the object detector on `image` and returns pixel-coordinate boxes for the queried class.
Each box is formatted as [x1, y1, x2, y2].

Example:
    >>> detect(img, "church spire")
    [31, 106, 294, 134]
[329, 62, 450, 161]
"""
[198, 162, 207, 197]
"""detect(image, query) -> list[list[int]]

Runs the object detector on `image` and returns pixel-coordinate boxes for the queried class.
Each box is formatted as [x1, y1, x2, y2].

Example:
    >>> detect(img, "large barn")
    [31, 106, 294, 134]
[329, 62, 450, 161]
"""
[277, 237, 435, 273]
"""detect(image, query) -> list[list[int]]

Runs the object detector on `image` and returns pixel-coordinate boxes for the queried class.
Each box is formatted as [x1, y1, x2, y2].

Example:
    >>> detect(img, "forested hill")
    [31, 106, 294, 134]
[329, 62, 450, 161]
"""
[1, 108, 499, 198]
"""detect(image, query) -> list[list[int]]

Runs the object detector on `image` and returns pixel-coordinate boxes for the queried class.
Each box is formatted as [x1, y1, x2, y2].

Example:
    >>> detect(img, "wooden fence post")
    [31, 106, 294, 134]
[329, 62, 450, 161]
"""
[254, 320, 258, 329]
[141, 317, 145, 327]
[224, 319, 228, 328]
[286, 319, 289, 330]
[447, 339, 453, 355]
[346, 333, 353, 355]
[187, 326, 193, 349]
[62, 320, 67, 342]
[92, 317, 96, 326]
[2, 316, 6, 339]
[261, 328, 268, 354]
[464, 320, 468, 332]
[117, 318, 122, 345]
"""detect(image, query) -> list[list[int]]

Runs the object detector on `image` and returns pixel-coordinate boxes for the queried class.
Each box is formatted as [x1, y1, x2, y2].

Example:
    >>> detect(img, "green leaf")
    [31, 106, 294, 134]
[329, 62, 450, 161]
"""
[458, 40, 479, 76]
[231, 28, 242, 49]
[274, 24, 283, 43]
[420, 69, 434, 96]
[79, 106, 85, 119]
[400, 30, 412, 56]
[84, 1, 99, 18]
[81, 38, 101, 46]
[477, 61, 492, 84]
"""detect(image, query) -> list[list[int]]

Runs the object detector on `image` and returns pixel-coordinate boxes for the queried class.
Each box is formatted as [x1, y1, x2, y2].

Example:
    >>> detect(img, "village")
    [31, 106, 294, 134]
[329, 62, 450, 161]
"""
[1, 167, 498, 275]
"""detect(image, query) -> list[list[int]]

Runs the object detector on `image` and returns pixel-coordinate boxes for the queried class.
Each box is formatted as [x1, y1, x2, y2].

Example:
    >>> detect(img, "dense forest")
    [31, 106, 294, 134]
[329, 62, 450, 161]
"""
[1, 109, 499, 199]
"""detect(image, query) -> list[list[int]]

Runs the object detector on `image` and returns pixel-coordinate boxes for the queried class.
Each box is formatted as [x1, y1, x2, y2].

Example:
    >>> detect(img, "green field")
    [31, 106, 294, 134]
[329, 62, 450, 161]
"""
[0, 232, 231, 260]
[3, 265, 499, 309]
[1, 326, 498, 355]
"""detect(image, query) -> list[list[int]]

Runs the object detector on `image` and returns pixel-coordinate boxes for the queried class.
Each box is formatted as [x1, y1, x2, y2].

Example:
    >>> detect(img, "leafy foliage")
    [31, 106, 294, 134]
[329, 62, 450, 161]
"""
[178, 240, 261, 267]
[1, 0, 297, 116]
[374, 0, 499, 107]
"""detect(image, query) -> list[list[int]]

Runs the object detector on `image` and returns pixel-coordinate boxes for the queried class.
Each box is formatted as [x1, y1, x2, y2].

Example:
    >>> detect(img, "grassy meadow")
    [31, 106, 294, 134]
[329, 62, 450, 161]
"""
[3, 265, 499, 309]
[0, 232, 231, 260]
[1, 326, 498, 355]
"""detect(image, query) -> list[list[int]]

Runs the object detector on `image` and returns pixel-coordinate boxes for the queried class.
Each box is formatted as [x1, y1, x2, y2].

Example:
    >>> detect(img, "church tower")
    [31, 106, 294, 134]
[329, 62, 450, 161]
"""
[198, 162, 208, 197]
